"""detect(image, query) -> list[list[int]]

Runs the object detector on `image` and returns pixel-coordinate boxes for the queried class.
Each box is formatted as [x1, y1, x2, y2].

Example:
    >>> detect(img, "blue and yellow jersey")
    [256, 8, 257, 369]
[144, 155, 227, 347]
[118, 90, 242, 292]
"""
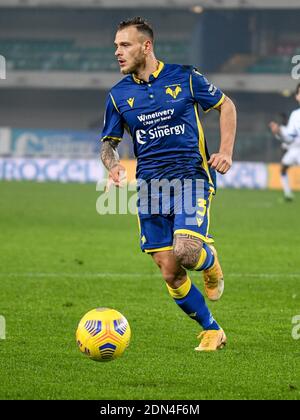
[101, 61, 225, 187]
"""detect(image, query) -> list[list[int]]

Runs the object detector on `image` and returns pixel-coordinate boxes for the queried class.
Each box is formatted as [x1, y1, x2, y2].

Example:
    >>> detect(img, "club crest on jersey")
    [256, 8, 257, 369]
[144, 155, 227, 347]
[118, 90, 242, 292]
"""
[127, 97, 135, 108]
[165, 85, 182, 99]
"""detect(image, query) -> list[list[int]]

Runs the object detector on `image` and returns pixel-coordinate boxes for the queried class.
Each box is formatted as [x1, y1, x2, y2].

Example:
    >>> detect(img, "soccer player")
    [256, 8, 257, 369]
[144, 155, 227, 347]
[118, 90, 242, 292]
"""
[269, 84, 300, 201]
[100, 17, 237, 351]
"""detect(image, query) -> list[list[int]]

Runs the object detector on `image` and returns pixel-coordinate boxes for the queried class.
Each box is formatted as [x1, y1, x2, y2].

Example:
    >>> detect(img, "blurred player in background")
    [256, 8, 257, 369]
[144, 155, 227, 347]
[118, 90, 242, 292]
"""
[100, 17, 237, 351]
[269, 84, 300, 201]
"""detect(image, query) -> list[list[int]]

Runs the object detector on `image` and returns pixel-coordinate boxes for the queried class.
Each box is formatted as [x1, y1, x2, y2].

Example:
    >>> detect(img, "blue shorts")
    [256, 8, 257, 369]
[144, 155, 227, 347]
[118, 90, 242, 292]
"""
[137, 179, 215, 253]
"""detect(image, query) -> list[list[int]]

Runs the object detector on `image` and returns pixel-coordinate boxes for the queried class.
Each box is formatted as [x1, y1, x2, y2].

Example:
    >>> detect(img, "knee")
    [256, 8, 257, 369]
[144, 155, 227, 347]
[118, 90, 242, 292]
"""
[162, 270, 185, 289]
[173, 236, 203, 270]
[153, 254, 186, 288]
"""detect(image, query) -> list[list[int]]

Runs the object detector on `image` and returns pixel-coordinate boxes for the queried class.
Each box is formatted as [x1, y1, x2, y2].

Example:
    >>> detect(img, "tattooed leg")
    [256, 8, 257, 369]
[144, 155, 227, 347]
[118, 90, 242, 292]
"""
[173, 233, 203, 270]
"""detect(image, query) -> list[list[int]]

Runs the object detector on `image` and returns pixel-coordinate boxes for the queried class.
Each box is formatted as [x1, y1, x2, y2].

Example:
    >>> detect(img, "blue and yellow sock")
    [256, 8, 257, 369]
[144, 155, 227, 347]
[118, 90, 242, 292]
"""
[167, 276, 220, 330]
[193, 243, 215, 271]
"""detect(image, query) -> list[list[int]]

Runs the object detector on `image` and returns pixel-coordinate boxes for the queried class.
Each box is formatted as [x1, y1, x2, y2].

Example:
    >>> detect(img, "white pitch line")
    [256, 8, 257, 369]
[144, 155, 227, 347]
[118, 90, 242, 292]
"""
[229, 273, 300, 278]
[0, 272, 159, 279]
[0, 272, 300, 279]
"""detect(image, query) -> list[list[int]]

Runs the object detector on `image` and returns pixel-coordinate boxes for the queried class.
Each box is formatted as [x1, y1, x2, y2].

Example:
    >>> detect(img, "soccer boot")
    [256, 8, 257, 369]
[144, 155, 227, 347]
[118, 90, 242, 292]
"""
[195, 329, 227, 352]
[203, 245, 224, 301]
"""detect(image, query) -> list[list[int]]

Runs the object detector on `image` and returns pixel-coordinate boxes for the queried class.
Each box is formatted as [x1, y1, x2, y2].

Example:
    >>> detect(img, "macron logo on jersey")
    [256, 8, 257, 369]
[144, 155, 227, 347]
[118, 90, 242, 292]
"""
[127, 97, 135, 108]
[136, 123, 185, 144]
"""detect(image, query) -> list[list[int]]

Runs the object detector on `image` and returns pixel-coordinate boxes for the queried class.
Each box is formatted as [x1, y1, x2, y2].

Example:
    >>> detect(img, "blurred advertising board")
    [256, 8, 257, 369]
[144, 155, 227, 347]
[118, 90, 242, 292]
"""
[0, 127, 99, 157]
[1, 156, 300, 190]
[0, 158, 104, 183]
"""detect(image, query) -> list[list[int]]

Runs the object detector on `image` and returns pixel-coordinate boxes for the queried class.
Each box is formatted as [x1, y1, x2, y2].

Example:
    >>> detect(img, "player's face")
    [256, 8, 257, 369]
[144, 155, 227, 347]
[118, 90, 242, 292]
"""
[114, 27, 147, 75]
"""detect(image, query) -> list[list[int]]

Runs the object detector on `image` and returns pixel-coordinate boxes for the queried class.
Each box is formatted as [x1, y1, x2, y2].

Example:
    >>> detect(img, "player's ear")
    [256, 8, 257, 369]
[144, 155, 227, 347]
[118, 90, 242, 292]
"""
[143, 39, 152, 55]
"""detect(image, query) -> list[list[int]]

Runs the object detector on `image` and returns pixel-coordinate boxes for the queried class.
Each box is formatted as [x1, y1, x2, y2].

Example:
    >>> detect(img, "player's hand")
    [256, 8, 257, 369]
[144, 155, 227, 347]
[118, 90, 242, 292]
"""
[208, 153, 232, 174]
[269, 121, 280, 135]
[105, 163, 127, 192]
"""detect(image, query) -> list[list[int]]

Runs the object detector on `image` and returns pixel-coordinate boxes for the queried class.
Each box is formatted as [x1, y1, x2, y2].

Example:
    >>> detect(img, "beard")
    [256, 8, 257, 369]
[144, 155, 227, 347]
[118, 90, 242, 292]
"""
[121, 53, 147, 75]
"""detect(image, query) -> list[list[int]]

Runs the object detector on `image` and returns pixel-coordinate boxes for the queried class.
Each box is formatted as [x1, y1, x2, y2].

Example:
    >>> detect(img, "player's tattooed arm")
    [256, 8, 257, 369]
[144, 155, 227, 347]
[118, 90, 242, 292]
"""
[100, 139, 120, 171]
[100, 140, 126, 190]
[173, 233, 203, 269]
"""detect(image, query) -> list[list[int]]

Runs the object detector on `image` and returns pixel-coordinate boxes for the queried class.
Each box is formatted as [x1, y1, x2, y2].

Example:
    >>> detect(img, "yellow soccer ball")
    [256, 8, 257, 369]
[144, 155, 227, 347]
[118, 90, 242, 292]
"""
[76, 308, 131, 362]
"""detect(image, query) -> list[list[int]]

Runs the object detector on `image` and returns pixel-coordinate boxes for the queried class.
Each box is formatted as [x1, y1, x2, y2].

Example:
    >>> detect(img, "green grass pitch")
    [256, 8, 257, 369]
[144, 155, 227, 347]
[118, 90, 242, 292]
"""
[0, 181, 299, 400]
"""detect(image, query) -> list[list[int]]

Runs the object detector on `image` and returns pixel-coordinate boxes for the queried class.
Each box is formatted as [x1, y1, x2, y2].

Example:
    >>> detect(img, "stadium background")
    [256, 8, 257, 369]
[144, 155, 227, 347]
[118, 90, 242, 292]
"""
[1, 0, 300, 188]
[1, 0, 300, 401]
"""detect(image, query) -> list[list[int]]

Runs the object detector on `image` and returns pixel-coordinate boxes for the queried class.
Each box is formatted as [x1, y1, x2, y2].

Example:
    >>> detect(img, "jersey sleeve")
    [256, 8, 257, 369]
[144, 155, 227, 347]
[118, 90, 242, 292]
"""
[190, 68, 225, 113]
[280, 111, 298, 143]
[101, 92, 124, 142]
